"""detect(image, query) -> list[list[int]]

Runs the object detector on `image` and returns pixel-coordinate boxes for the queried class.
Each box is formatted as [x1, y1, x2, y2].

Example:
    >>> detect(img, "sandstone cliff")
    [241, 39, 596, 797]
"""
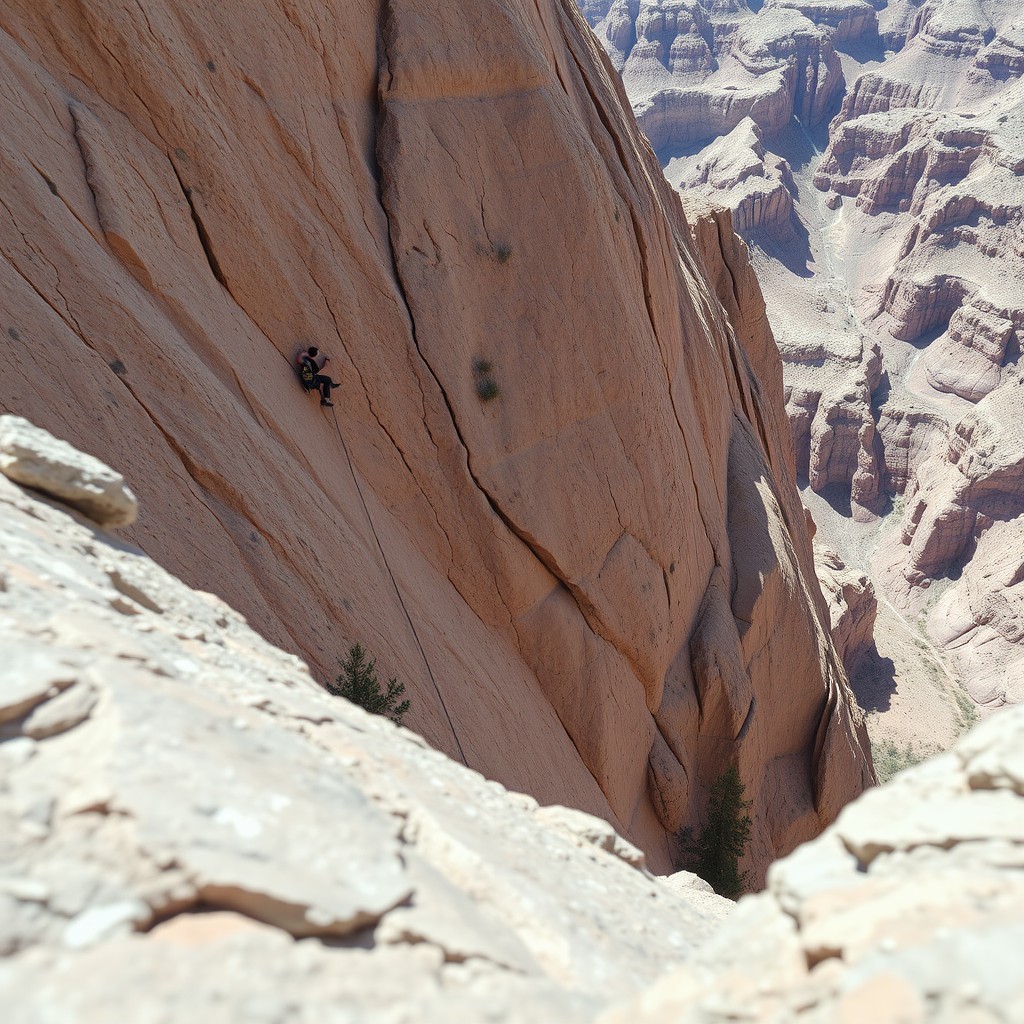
[581, 0, 1024, 721]
[0, 1, 869, 877]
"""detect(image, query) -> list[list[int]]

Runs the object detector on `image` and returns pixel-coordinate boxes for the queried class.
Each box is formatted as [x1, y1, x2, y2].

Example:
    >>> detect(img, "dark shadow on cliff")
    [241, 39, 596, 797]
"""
[849, 648, 896, 713]
[817, 482, 853, 519]
[836, 33, 886, 64]
[747, 216, 814, 278]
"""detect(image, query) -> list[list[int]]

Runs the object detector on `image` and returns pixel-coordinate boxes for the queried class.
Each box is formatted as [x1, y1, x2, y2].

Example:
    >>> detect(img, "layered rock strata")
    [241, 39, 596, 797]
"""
[0, 1, 870, 877]
[816, 544, 879, 675]
[585, 0, 848, 156]
[879, 380, 1024, 707]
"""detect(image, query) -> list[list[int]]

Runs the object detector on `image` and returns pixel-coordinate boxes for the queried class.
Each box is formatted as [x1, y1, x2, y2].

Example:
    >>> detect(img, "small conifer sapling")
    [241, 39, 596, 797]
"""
[328, 642, 410, 726]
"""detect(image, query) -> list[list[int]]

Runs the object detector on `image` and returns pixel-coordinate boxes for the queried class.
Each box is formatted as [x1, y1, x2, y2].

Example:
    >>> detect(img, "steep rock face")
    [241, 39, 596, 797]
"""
[0, 1, 869, 877]
[816, 544, 879, 675]
[0, 442, 730, 1021]
[585, 0, 1024, 703]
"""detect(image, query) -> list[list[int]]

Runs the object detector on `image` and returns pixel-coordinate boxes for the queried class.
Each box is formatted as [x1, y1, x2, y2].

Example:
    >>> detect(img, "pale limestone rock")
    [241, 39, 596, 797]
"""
[0, 458, 727, 1017]
[62, 900, 151, 950]
[22, 682, 98, 740]
[603, 705, 1024, 1023]
[535, 805, 648, 868]
[0, 416, 137, 527]
[0, 651, 81, 724]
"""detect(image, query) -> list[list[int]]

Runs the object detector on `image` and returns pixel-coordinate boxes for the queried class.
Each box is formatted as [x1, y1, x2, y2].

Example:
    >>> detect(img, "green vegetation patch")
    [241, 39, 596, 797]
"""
[328, 642, 410, 726]
[872, 738, 931, 784]
[675, 765, 752, 899]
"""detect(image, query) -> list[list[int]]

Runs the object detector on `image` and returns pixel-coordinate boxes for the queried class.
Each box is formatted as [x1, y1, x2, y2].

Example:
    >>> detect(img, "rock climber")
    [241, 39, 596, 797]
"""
[296, 346, 340, 407]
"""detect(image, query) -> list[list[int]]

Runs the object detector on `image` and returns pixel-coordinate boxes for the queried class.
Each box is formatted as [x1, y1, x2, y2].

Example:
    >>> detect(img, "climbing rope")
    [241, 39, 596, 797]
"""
[323, 402, 468, 765]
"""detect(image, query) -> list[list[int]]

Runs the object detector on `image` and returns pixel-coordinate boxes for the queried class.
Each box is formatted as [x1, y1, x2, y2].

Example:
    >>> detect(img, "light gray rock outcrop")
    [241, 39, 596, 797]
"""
[0, 433, 727, 1021]
[603, 703, 1024, 1023]
[0, 415, 137, 527]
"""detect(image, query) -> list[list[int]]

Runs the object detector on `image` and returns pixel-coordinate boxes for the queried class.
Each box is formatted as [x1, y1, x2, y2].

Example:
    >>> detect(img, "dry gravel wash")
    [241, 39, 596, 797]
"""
[0, 467, 731, 1022]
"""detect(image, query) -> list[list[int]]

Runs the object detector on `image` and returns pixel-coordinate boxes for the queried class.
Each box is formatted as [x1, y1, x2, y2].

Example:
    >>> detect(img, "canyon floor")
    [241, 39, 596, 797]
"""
[754, 118, 978, 769]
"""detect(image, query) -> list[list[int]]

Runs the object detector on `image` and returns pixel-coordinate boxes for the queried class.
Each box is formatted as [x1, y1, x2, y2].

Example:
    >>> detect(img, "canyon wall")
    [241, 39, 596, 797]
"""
[0, 0, 870, 877]
[581, 0, 1024, 706]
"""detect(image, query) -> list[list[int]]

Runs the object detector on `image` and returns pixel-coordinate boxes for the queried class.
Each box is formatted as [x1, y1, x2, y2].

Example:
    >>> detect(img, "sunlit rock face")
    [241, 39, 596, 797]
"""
[580, 0, 1024, 702]
[0, 0, 869, 883]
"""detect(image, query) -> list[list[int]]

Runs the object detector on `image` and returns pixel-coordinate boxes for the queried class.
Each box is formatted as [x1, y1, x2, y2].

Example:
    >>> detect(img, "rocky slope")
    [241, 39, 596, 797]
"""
[0, 424, 730, 1022]
[2, 422, 1021, 1022]
[0, 2, 870, 877]
[606, 700, 1024, 1023]
[580, 0, 1024, 723]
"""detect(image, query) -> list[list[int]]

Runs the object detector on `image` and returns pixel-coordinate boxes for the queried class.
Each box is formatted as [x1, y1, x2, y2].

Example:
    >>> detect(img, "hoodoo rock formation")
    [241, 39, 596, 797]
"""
[0, 0, 870, 880]
[581, 0, 1024, 710]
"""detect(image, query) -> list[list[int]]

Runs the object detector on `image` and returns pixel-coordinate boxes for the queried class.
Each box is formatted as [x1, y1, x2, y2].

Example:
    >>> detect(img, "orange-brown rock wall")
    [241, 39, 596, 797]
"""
[0, 0, 871, 879]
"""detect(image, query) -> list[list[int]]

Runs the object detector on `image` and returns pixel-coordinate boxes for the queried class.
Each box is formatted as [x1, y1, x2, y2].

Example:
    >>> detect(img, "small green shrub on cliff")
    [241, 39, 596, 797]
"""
[676, 765, 752, 899]
[328, 643, 410, 725]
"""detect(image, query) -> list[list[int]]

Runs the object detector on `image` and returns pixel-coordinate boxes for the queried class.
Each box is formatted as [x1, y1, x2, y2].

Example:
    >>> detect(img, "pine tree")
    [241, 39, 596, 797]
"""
[697, 765, 752, 898]
[328, 643, 410, 725]
[678, 765, 752, 899]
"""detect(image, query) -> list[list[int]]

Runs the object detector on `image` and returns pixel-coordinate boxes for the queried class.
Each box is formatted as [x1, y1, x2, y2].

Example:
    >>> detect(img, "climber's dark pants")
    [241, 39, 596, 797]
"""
[304, 375, 334, 401]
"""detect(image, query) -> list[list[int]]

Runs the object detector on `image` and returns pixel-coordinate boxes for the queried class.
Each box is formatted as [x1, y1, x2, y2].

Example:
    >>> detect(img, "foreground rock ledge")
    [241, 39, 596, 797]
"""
[603, 708, 1024, 1023]
[0, 444, 729, 1022]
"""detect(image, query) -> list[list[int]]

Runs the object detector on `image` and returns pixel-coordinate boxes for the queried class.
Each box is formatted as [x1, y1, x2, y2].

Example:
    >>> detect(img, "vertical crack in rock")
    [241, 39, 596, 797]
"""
[167, 159, 230, 293]
[372, 0, 657, 788]
[323, 0, 471, 767]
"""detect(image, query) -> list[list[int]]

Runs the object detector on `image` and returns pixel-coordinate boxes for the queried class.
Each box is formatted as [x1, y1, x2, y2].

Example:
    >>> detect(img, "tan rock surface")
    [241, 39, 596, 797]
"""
[816, 543, 878, 674]
[584, 0, 1024, 719]
[0, 0, 869, 878]
[0, 456, 726, 1021]
[603, 704, 1024, 1023]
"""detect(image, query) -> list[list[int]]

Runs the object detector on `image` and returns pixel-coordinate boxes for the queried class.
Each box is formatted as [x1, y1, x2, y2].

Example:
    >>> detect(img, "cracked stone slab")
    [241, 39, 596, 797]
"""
[0, 425, 728, 1018]
[22, 681, 98, 740]
[0, 648, 81, 724]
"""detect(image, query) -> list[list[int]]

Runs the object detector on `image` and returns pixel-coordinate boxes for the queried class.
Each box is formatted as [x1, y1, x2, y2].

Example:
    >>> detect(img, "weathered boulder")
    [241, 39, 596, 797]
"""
[0, 415, 137, 526]
[603, 703, 1024, 1022]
